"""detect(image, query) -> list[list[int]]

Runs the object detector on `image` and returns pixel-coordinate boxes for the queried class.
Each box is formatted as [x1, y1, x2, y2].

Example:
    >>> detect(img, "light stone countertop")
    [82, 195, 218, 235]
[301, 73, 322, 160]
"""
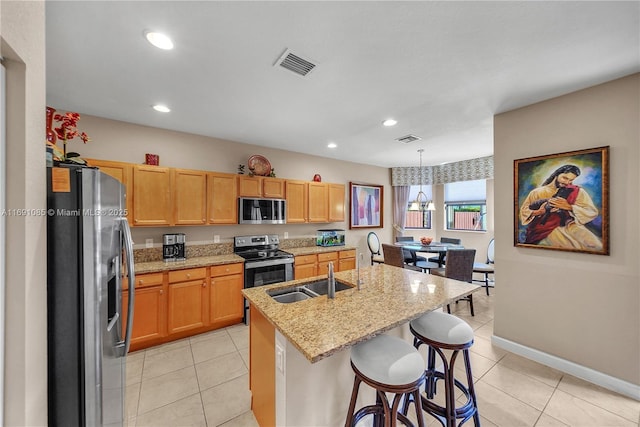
[135, 254, 244, 274]
[242, 264, 480, 363]
[284, 245, 357, 256]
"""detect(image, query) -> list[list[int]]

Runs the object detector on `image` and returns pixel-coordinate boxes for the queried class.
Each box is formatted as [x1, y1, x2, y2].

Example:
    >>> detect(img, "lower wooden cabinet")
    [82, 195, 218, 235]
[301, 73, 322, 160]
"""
[167, 268, 208, 335]
[210, 263, 244, 325]
[338, 249, 356, 271]
[126, 263, 244, 352]
[123, 272, 166, 349]
[294, 249, 357, 280]
[294, 254, 317, 279]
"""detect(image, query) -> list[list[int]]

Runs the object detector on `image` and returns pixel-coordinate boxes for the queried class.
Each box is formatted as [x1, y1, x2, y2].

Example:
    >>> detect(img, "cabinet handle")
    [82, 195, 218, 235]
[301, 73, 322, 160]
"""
[202, 283, 206, 287]
[160, 290, 163, 295]
[138, 280, 143, 284]
[186, 274, 191, 279]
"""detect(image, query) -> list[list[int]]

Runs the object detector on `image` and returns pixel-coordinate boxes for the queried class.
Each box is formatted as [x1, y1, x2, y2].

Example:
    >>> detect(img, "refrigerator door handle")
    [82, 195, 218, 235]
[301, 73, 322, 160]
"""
[119, 217, 136, 356]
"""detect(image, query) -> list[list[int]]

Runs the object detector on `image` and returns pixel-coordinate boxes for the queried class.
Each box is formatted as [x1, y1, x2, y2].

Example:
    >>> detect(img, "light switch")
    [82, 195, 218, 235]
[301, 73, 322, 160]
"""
[213, 235, 220, 243]
[284, 232, 289, 239]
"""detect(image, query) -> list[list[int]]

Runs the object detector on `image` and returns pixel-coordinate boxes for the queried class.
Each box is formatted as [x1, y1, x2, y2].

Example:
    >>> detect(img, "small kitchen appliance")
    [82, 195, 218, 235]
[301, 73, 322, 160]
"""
[163, 233, 186, 261]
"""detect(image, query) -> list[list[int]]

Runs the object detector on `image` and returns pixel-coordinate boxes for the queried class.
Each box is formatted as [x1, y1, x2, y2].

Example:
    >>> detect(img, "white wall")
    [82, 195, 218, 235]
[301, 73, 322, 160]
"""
[0, 1, 48, 425]
[493, 73, 639, 388]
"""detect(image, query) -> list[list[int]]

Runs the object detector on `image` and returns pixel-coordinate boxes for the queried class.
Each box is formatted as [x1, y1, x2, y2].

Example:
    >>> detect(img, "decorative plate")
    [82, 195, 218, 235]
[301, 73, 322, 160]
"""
[247, 155, 272, 176]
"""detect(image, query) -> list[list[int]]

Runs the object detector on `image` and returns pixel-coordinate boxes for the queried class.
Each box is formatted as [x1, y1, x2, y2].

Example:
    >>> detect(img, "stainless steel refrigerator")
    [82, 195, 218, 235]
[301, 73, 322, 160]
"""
[47, 164, 135, 426]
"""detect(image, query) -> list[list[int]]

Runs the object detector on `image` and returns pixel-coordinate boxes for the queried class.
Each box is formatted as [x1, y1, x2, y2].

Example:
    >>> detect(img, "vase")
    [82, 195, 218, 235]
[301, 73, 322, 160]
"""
[46, 106, 57, 144]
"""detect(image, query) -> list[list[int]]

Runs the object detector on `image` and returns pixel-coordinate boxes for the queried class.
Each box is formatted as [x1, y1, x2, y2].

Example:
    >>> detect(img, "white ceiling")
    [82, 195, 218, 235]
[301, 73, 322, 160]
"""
[45, 1, 639, 168]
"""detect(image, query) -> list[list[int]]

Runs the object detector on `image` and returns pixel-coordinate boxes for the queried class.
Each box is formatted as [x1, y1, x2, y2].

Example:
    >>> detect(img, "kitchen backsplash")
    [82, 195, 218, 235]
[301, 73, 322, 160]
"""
[134, 237, 316, 263]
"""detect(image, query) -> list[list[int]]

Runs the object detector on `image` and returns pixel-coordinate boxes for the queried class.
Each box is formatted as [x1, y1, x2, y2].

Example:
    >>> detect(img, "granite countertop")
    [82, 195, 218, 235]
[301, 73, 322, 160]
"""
[242, 264, 480, 363]
[135, 254, 244, 274]
[285, 245, 357, 256]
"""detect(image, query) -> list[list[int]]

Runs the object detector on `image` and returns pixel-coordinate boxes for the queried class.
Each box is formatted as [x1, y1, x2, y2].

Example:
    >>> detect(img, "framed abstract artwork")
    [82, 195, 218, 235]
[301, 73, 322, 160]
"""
[514, 146, 609, 255]
[349, 182, 383, 229]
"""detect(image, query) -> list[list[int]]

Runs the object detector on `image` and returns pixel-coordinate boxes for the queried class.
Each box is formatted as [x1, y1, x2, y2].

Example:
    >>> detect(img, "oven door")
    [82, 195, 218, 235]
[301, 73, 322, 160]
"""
[244, 258, 294, 288]
[243, 258, 293, 324]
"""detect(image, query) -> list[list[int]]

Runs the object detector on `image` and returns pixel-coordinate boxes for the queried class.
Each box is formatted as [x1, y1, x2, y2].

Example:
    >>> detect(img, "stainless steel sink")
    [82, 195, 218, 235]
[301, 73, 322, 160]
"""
[267, 280, 353, 303]
[271, 291, 313, 303]
[302, 279, 352, 295]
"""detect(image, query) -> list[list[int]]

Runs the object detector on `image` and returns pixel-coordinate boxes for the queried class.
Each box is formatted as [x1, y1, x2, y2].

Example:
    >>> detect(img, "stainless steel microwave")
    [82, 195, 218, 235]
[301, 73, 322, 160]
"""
[238, 197, 286, 224]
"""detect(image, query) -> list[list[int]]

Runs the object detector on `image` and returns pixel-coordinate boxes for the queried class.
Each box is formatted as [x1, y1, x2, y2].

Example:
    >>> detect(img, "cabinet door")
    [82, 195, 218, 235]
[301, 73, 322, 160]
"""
[238, 176, 262, 197]
[173, 168, 207, 225]
[208, 172, 238, 224]
[167, 278, 208, 335]
[262, 177, 286, 198]
[122, 285, 166, 348]
[86, 158, 133, 223]
[294, 254, 317, 279]
[133, 165, 172, 226]
[317, 252, 338, 276]
[286, 180, 308, 223]
[210, 272, 244, 324]
[328, 183, 345, 222]
[308, 182, 329, 222]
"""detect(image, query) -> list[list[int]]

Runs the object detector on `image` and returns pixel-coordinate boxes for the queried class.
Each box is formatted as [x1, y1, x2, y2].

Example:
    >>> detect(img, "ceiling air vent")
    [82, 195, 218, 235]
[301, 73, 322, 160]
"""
[274, 48, 317, 77]
[395, 134, 422, 144]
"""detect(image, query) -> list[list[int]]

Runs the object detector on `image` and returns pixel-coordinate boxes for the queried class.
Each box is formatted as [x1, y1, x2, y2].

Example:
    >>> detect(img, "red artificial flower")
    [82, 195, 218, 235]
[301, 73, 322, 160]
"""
[54, 112, 90, 144]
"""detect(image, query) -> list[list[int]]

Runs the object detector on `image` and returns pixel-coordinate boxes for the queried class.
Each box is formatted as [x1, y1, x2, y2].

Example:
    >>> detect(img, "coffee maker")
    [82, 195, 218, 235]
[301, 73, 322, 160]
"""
[163, 233, 186, 261]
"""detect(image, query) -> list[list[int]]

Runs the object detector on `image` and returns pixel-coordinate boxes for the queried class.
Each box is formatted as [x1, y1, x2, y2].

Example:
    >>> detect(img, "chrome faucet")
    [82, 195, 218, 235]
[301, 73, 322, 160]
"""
[327, 261, 336, 299]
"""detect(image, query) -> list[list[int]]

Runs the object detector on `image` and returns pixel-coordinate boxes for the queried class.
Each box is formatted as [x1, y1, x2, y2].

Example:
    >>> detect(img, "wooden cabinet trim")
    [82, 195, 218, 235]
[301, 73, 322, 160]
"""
[168, 267, 207, 283]
[210, 263, 244, 277]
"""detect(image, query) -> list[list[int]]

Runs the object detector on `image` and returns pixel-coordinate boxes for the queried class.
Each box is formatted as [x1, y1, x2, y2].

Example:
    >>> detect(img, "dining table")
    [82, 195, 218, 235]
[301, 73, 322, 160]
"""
[394, 241, 464, 267]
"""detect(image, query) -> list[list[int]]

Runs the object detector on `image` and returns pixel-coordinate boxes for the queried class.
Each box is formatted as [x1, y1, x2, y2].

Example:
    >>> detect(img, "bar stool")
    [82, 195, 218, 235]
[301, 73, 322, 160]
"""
[345, 334, 426, 427]
[405, 311, 480, 427]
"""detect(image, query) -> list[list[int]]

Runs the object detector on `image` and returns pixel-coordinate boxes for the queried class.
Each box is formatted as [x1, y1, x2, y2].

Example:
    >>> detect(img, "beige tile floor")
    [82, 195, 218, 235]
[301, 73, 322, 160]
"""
[125, 289, 640, 427]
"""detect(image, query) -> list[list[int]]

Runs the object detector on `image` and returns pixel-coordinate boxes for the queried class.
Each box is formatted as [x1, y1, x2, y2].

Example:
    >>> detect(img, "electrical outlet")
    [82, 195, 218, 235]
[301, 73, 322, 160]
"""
[213, 235, 220, 243]
[284, 232, 289, 239]
[145, 238, 153, 248]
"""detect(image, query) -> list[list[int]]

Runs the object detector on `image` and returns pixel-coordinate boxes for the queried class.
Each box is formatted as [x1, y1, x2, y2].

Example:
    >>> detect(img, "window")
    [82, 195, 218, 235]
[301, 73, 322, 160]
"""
[405, 185, 432, 229]
[444, 179, 486, 231]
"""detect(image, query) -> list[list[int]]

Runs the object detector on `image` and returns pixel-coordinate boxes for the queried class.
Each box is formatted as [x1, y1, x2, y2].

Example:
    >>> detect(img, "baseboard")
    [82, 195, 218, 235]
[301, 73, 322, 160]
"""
[492, 335, 640, 401]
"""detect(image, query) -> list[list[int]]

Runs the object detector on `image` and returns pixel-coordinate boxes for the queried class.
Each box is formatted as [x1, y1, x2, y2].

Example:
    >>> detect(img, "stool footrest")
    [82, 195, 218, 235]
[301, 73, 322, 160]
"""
[421, 371, 478, 425]
[353, 405, 417, 427]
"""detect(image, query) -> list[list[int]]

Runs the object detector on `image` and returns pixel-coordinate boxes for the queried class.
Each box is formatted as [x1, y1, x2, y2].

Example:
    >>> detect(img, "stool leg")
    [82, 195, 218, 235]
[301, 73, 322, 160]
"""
[444, 350, 461, 427]
[378, 390, 392, 427]
[345, 376, 362, 427]
[469, 294, 475, 317]
[485, 273, 490, 295]
[425, 346, 437, 399]
[411, 389, 426, 427]
[463, 349, 481, 427]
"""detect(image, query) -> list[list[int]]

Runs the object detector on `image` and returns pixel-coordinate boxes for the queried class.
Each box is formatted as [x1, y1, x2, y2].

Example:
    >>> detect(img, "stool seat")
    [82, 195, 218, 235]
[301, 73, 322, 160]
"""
[351, 334, 425, 386]
[346, 335, 427, 427]
[410, 311, 474, 346]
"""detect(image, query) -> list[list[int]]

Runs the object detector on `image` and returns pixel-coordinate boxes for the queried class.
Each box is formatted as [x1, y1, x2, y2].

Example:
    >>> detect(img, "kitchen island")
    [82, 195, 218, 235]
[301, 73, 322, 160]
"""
[242, 264, 480, 426]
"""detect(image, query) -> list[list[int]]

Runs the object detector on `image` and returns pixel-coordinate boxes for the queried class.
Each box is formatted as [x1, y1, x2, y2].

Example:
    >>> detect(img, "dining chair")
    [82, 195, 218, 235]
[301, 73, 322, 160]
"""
[430, 249, 476, 316]
[382, 244, 421, 271]
[366, 232, 385, 265]
[473, 238, 495, 295]
[395, 236, 426, 266]
[427, 237, 462, 265]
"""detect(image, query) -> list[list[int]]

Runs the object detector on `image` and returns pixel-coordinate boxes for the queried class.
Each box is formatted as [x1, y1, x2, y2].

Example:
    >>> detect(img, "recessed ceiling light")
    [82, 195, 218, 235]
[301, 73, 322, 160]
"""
[152, 104, 171, 113]
[382, 119, 398, 127]
[327, 142, 337, 148]
[144, 31, 174, 50]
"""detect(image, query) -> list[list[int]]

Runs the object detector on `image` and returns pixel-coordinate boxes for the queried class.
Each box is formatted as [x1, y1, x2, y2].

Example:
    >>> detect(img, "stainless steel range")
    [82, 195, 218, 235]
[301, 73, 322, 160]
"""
[234, 234, 294, 323]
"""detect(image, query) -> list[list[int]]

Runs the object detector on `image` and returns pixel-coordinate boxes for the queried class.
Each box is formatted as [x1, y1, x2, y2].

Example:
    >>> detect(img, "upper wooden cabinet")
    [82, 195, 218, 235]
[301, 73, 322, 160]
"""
[173, 168, 207, 225]
[132, 165, 172, 226]
[238, 176, 286, 199]
[208, 172, 238, 224]
[308, 182, 329, 223]
[285, 180, 308, 223]
[85, 158, 133, 223]
[329, 183, 345, 222]
[262, 177, 286, 198]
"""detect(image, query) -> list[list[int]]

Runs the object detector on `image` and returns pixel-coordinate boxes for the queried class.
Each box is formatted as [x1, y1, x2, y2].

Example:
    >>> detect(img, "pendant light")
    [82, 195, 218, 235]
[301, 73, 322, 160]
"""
[408, 149, 435, 211]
